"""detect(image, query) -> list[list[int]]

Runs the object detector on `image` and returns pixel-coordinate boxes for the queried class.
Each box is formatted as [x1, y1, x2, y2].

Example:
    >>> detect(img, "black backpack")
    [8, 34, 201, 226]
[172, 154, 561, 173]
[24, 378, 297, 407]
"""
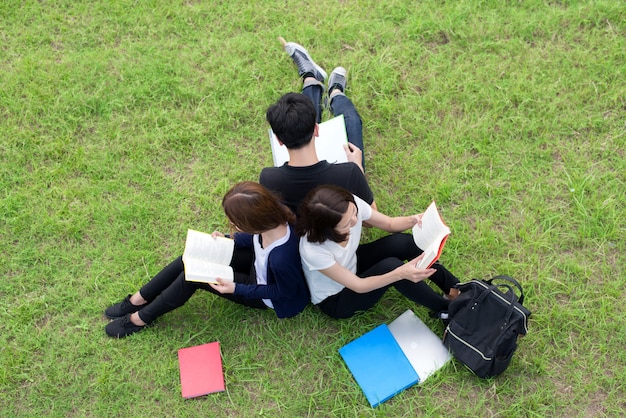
[443, 276, 531, 378]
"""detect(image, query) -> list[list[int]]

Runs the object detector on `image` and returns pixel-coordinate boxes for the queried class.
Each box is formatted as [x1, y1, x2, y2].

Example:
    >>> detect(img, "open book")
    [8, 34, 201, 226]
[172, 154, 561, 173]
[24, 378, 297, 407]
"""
[412, 201, 450, 269]
[269, 114, 348, 166]
[182, 229, 235, 284]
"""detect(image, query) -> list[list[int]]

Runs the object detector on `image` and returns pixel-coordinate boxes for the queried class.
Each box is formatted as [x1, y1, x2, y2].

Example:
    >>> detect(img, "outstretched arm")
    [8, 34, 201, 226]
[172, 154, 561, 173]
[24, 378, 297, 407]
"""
[319, 254, 435, 293]
[365, 209, 423, 233]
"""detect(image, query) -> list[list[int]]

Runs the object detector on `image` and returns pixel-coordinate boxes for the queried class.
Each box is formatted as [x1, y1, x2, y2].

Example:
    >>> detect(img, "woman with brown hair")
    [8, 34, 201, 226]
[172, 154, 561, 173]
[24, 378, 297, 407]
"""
[104, 182, 309, 338]
[297, 185, 459, 320]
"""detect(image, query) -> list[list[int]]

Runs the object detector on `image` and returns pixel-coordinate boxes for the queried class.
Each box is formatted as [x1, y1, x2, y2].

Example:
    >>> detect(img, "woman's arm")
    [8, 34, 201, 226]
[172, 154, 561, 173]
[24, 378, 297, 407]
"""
[319, 254, 435, 294]
[209, 255, 301, 300]
[364, 210, 423, 233]
[210, 232, 303, 301]
[232, 231, 254, 248]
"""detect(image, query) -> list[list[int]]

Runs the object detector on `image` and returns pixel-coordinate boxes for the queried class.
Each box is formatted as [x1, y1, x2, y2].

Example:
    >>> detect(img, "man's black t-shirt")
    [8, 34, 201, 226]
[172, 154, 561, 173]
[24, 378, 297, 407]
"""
[259, 161, 374, 214]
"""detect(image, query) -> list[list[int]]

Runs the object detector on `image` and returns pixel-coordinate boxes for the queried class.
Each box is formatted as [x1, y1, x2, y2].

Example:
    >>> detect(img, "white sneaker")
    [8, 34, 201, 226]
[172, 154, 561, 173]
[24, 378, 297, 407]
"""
[328, 66, 347, 96]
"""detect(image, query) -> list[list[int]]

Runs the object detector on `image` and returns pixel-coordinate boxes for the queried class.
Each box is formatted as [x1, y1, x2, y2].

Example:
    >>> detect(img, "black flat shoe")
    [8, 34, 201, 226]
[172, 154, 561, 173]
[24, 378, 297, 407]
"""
[105, 313, 147, 338]
[104, 295, 147, 319]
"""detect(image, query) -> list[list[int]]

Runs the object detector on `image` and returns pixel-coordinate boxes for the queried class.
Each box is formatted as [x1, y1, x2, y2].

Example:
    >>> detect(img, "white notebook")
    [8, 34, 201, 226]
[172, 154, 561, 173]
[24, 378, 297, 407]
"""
[387, 310, 452, 383]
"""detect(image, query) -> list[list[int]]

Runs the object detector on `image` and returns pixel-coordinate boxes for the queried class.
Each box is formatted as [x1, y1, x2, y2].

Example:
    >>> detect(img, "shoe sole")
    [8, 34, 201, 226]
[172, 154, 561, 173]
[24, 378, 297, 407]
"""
[285, 42, 327, 81]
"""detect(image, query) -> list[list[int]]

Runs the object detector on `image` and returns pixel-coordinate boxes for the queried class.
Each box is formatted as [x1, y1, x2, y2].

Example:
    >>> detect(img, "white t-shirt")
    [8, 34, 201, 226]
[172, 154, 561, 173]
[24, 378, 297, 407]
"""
[299, 196, 373, 304]
[253, 225, 291, 309]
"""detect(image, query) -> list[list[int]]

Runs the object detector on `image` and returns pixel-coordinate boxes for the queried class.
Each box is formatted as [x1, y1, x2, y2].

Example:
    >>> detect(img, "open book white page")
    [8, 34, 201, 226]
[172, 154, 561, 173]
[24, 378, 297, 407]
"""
[269, 114, 348, 167]
[412, 201, 451, 269]
[182, 229, 235, 283]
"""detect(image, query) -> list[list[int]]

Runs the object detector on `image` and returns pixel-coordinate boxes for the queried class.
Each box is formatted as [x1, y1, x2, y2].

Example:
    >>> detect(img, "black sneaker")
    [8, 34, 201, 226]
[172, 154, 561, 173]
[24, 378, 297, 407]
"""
[104, 295, 147, 319]
[105, 313, 146, 338]
[327, 66, 347, 97]
[279, 37, 327, 82]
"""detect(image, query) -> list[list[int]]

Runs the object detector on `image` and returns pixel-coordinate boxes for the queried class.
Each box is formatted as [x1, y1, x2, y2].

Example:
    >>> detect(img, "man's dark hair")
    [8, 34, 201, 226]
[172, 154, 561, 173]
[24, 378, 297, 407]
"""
[266, 92, 316, 149]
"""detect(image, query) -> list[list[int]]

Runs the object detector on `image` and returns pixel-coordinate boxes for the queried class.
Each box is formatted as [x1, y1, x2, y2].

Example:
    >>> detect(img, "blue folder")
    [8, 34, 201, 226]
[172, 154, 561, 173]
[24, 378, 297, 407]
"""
[339, 324, 419, 407]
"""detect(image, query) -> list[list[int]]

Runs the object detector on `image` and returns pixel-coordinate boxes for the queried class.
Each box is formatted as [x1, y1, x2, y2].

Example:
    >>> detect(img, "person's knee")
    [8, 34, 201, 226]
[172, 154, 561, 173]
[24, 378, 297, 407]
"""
[388, 232, 414, 246]
[373, 257, 404, 273]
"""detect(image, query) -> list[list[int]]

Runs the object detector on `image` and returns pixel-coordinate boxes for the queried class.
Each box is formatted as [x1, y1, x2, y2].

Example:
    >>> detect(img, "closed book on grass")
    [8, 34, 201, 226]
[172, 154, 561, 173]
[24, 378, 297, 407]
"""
[177, 342, 225, 398]
[339, 324, 419, 407]
[388, 309, 452, 383]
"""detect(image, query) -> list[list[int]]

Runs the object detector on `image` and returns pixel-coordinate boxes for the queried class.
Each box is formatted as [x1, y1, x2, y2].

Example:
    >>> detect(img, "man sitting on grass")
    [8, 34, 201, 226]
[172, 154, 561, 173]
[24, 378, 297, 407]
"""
[260, 37, 377, 213]
[259, 38, 460, 303]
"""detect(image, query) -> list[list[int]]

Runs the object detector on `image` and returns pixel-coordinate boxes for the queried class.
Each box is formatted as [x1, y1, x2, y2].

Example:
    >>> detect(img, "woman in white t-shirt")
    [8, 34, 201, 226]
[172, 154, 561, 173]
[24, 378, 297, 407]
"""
[296, 185, 459, 319]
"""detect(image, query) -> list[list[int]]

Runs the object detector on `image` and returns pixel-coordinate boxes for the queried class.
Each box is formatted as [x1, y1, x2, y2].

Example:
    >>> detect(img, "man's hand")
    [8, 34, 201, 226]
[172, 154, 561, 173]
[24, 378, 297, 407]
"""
[344, 143, 364, 173]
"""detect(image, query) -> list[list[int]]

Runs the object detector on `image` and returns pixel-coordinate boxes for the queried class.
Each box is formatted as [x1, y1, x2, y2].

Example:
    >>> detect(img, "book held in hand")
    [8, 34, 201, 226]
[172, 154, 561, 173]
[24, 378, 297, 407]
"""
[269, 114, 348, 166]
[182, 229, 235, 284]
[412, 201, 450, 269]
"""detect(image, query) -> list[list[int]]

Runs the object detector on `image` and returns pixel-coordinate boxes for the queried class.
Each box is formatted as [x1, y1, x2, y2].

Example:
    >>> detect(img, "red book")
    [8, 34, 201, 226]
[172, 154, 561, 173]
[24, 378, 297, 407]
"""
[177, 342, 225, 398]
[412, 201, 451, 269]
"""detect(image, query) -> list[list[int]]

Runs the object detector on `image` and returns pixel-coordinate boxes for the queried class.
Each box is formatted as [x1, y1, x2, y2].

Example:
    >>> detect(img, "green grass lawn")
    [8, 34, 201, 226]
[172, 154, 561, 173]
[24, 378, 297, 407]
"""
[1, 1, 625, 416]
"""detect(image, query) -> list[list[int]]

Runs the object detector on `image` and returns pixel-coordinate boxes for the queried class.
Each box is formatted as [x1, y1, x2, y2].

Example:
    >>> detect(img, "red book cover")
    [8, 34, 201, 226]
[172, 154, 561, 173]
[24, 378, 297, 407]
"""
[177, 341, 225, 398]
[412, 201, 451, 269]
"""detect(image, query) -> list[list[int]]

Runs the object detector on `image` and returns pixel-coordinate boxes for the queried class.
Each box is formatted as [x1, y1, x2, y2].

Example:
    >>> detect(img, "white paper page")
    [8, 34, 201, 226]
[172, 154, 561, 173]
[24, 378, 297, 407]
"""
[269, 115, 348, 167]
[415, 247, 438, 270]
[182, 230, 235, 283]
[412, 202, 450, 268]
[269, 129, 290, 166]
[315, 114, 349, 164]
[183, 230, 234, 264]
[183, 258, 234, 283]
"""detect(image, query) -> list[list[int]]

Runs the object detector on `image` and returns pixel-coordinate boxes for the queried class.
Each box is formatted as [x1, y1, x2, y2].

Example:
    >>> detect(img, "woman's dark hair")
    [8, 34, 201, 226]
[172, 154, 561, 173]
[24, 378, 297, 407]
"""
[222, 182, 295, 234]
[296, 185, 357, 243]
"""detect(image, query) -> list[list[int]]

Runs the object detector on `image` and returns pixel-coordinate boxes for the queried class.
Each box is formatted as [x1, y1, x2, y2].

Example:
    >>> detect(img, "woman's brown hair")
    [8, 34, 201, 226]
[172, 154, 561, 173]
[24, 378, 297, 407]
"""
[222, 182, 295, 234]
[295, 185, 357, 243]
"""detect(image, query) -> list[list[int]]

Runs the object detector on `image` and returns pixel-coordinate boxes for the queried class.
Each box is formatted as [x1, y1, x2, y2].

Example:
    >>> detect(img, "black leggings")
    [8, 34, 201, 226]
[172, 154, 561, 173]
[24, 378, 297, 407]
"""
[317, 233, 458, 319]
[136, 247, 266, 324]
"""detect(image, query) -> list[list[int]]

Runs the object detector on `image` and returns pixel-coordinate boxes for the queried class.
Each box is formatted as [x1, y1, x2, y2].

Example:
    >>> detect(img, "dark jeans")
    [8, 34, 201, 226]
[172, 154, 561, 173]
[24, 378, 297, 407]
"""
[317, 233, 458, 319]
[137, 248, 266, 324]
[303, 84, 365, 169]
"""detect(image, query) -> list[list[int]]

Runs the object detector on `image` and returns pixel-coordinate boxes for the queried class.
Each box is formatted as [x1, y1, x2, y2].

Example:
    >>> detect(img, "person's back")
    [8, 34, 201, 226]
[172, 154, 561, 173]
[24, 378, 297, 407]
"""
[260, 159, 372, 214]
[261, 40, 376, 213]
[261, 91, 374, 213]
